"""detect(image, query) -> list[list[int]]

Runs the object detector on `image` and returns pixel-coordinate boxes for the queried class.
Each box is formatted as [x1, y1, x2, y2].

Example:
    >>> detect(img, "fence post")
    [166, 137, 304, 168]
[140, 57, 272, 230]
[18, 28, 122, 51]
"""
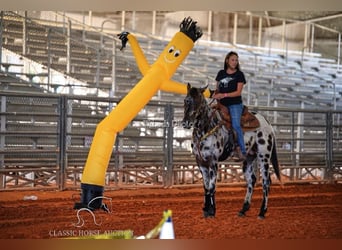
[57, 95, 67, 190]
[47, 28, 51, 91]
[338, 32, 341, 71]
[22, 11, 27, 56]
[290, 111, 296, 180]
[66, 20, 71, 75]
[0, 11, 3, 66]
[163, 104, 174, 187]
[325, 111, 333, 182]
[0, 95, 6, 189]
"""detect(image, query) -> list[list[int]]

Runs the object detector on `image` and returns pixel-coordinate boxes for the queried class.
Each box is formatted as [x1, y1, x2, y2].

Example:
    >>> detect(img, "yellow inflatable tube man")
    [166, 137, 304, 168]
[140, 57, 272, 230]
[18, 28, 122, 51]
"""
[74, 17, 211, 210]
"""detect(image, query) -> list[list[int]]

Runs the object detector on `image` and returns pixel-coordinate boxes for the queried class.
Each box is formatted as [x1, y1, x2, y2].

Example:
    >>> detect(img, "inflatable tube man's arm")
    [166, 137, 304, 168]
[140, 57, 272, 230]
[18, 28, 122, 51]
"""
[161, 79, 213, 98]
[118, 32, 150, 76]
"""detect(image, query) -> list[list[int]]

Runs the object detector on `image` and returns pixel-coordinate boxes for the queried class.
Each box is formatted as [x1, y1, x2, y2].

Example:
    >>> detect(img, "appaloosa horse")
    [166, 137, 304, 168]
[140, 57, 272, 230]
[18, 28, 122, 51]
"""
[182, 83, 281, 219]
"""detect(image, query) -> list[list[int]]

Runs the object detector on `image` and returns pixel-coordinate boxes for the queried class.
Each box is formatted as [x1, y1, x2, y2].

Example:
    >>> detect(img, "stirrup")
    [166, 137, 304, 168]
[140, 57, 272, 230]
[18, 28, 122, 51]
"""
[231, 147, 246, 162]
[232, 154, 246, 162]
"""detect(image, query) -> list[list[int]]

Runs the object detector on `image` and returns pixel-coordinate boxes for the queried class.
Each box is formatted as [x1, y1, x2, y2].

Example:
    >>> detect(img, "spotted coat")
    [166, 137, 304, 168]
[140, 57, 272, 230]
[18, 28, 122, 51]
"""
[182, 83, 281, 219]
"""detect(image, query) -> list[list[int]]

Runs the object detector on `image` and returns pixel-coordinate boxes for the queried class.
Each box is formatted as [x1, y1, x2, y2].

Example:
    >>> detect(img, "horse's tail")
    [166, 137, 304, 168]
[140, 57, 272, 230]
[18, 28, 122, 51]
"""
[271, 137, 282, 182]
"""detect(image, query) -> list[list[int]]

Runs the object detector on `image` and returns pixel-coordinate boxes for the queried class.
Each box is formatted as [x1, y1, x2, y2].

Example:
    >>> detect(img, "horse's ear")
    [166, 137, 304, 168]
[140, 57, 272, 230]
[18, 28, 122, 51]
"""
[199, 84, 208, 94]
[187, 83, 191, 92]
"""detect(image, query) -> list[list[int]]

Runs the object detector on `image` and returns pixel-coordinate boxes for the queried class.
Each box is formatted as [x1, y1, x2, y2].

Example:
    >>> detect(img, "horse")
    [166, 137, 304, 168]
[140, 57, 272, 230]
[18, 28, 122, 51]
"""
[182, 83, 281, 219]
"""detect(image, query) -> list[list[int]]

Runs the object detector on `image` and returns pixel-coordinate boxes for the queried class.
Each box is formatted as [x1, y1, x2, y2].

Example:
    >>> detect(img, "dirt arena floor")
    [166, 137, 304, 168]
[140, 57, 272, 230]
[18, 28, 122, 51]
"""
[0, 183, 341, 239]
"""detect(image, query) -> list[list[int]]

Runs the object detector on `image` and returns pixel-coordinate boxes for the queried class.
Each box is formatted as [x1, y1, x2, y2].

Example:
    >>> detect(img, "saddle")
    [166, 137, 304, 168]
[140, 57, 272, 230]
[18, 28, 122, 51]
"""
[212, 103, 260, 132]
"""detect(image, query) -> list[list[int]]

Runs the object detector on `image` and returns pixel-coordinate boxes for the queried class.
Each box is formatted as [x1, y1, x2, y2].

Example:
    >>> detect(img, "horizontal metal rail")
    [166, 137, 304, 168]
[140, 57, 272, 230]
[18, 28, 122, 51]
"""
[0, 91, 341, 190]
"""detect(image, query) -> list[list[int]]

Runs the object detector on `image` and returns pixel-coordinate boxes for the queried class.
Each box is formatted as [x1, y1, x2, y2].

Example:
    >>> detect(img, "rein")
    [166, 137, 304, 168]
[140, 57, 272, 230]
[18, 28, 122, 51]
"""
[194, 99, 225, 163]
[200, 122, 223, 141]
[198, 99, 223, 141]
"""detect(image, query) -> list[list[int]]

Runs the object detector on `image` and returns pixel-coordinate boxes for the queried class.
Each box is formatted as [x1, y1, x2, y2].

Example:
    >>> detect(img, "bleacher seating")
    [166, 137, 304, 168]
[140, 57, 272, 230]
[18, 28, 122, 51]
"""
[2, 11, 341, 110]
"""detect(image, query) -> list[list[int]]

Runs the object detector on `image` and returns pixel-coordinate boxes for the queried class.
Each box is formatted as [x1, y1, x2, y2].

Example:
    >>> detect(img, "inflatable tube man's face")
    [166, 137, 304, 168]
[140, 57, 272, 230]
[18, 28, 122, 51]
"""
[158, 33, 193, 78]
[156, 17, 203, 78]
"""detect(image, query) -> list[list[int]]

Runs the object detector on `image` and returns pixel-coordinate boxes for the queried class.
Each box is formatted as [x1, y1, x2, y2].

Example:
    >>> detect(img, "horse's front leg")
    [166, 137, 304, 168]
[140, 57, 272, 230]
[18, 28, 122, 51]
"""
[199, 162, 217, 218]
[239, 157, 257, 217]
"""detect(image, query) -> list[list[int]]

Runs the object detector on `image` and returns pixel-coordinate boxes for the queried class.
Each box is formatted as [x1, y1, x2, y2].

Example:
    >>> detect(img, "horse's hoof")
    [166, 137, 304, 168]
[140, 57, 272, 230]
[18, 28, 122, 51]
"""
[203, 213, 215, 218]
[238, 211, 246, 217]
[204, 215, 215, 219]
[203, 211, 215, 218]
[257, 215, 265, 220]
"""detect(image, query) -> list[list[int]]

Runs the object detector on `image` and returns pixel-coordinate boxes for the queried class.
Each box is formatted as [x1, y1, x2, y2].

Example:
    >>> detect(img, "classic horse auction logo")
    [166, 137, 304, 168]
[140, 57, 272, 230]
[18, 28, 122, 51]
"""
[72, 196, 113, 227]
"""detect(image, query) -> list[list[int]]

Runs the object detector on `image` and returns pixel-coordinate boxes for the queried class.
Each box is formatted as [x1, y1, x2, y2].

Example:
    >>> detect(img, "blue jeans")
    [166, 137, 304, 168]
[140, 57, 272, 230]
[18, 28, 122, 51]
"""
[228, 103, 246, 155]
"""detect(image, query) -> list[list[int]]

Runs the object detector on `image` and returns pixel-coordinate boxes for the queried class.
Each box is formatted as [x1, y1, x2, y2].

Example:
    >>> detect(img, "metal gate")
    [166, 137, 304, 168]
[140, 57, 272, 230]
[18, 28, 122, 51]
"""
[0, 91, 341, 190]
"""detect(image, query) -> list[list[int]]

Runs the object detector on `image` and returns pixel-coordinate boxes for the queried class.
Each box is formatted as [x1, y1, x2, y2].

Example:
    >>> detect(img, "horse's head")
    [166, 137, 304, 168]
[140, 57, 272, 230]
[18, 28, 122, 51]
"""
[182, 83, 208, 129]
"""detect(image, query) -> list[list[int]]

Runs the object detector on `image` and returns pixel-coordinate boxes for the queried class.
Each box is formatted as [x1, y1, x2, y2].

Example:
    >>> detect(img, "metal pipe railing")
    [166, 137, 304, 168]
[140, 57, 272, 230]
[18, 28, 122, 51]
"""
[0, 91, 341, 189]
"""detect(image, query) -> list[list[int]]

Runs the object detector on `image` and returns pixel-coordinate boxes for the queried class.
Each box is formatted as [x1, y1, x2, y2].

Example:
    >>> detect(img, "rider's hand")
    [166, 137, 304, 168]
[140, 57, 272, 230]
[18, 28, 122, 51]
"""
[213, 93, 226, 100]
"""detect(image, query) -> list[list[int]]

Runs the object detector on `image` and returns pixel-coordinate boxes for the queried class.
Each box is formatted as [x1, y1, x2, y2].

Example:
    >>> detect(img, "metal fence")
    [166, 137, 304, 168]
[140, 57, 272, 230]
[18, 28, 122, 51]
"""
[0, 91, 341, 190]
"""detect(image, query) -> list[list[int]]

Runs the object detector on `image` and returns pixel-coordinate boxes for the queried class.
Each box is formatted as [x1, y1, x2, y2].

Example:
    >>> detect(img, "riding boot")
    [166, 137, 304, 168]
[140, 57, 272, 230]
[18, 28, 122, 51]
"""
[232, 146, 246, 162]
[230, 131, 245, 162]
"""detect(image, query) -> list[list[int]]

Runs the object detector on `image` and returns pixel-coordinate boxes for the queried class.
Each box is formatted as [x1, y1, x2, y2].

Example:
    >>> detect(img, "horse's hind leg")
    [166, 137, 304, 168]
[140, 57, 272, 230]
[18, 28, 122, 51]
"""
[239, 159, 256, 217]
[258, 158, 270, 219]
[257, 130, 275, 219]
[200, 165, 217, 218]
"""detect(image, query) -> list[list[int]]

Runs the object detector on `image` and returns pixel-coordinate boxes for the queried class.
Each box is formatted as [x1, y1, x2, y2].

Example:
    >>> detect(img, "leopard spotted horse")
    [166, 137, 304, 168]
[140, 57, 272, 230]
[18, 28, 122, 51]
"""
[182, 83, 281, 219]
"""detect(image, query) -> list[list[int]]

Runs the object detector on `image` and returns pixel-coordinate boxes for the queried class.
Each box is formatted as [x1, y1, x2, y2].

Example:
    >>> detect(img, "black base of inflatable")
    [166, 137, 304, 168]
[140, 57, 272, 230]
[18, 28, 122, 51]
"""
[73, 183, 107, 211]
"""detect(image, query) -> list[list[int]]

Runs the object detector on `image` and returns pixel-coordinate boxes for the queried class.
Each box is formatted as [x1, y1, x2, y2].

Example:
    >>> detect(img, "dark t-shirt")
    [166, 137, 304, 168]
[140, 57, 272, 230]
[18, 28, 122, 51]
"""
[215, 69, 246, 106]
